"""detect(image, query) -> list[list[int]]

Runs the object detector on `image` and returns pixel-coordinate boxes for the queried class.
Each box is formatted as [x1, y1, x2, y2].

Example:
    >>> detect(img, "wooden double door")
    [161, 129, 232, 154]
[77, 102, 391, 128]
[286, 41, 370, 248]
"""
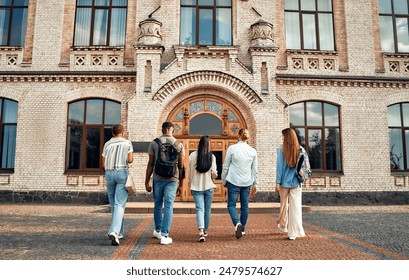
[167, 95, 246, 202]
[176, 138, 237, 202]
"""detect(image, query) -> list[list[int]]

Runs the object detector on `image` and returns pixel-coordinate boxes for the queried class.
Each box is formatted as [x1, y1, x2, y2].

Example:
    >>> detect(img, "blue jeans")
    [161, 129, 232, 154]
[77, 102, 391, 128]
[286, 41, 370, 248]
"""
[192, 188, 214, 232]
[226, 181, 250, 231]
[105, 169, 129, 235]
[153, 180, 177, 236]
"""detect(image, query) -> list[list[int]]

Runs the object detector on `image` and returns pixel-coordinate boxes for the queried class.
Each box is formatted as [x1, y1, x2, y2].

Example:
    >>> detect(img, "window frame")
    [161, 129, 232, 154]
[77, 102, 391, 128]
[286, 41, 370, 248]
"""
[65, 98, 121, 173]
[180, 0, 232, 46]
[0, 0, 29, 46]
[284, 0, 335, 51]
[388, 102, 409, 172]
[73, 0, 128, 47]
[289, 100, 342, 174]
[378, 0, 409, 53]
[0, 97, 18, 173]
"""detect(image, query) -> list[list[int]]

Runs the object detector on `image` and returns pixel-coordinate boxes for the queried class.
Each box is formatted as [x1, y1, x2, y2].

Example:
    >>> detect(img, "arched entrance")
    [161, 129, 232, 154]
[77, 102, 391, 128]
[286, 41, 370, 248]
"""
[167, 95, 247, 202]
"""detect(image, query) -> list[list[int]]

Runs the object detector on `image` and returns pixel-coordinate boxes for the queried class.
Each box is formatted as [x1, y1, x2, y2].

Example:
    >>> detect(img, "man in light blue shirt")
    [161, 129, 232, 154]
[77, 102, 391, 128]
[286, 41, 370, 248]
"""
[221, 128, 258, 239]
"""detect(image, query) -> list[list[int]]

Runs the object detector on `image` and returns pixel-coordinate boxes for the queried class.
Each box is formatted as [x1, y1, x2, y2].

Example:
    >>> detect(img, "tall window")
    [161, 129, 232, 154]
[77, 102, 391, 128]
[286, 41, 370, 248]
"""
[379, 0, 409, 53]
[74, 0, 128, 47]
[66, 99, 121, 171]
[388, 103, 409, 171]
[289, 101, 341, 172]
[285, 0, 335, 51]
[180, 0, 232, 46]
[0, 0, 28, 46]
[0, 98, 18, 171]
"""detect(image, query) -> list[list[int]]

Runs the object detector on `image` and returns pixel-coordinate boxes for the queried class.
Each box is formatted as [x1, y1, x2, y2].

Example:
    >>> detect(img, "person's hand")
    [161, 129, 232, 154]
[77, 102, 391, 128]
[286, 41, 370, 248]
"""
[145, 182, 152, 193]
[250, 186, 257, 199]
[275, 183, 280, 193]
[176, 185, 182, 196]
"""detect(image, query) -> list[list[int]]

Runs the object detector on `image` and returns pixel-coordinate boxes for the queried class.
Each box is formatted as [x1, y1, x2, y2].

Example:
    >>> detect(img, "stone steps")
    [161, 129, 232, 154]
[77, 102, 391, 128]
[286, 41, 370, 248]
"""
[108, 202, 312, 214]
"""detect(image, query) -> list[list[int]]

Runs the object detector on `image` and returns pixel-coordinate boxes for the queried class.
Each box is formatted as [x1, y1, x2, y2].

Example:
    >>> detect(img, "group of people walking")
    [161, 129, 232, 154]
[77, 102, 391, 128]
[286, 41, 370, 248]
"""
[101, 122, 306, 246]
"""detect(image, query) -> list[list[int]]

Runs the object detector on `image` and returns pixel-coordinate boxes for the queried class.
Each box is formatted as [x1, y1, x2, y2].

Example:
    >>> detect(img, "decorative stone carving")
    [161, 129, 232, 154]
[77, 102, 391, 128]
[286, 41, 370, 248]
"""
[138, 18, 162, 45]
[250, 20, 274, 48]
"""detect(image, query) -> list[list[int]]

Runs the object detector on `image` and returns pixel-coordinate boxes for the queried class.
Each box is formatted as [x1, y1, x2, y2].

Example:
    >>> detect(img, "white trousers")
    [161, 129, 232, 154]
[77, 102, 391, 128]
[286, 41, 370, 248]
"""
[278, 186, 305, 238]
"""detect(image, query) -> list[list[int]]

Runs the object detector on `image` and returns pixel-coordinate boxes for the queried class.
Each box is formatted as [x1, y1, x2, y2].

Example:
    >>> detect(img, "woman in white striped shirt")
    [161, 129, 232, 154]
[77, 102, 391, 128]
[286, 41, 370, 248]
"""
[102, 124, 133, 246]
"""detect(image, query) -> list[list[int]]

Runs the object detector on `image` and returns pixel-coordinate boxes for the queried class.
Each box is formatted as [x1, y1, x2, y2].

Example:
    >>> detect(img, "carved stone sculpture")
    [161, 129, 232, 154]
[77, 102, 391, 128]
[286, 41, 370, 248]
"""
[138, 18, 162, 45]
[250, 20, 275, 48]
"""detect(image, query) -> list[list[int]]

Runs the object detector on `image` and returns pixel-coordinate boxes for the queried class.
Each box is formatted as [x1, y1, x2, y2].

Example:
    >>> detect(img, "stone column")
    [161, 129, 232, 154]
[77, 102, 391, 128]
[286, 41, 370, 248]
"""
[249, 20, 278, 96]
[135, 18, 164, 96]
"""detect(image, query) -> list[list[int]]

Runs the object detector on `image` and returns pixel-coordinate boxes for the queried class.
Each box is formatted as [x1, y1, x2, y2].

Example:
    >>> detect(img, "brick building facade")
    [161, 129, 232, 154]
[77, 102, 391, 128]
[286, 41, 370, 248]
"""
[1, 0, 408, 204]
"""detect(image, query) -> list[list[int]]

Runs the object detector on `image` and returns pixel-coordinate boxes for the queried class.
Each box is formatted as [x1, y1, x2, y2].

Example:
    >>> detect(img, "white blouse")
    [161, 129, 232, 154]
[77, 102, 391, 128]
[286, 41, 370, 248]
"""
[188, 151, 218, 191]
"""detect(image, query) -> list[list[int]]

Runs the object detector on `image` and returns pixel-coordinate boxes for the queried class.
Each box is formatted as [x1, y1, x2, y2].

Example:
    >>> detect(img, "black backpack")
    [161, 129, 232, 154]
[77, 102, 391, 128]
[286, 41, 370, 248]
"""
[153, 138, 181, 178]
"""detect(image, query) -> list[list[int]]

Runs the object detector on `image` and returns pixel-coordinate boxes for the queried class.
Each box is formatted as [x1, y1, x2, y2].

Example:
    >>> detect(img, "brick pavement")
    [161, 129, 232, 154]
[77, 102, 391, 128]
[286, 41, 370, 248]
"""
[0, 204, 408, 260]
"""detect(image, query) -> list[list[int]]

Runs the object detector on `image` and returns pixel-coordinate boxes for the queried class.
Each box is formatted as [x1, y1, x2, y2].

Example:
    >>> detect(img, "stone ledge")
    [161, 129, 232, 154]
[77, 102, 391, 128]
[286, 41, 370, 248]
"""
[302, 191, 409, 205]
[0, 190, 108, 204]
[1, 191, 408, 206]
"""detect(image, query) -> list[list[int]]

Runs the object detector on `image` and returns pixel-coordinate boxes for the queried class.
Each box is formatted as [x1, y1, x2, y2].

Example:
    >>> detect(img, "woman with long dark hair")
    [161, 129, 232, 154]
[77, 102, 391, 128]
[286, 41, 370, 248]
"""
[275, 128, 306, 240]
[189, 135, 217, 242]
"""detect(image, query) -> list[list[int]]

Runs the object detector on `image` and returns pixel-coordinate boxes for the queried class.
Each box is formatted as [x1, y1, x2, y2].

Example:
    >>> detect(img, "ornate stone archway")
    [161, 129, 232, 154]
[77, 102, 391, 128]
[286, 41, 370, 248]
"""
[153, 70, 262, 104]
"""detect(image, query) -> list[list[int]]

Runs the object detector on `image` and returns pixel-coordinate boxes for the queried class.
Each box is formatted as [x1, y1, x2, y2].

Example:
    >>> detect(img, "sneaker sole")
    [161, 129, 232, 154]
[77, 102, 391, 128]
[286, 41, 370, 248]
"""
[235, 224, 243, 239]
[109, 235, 119, 246]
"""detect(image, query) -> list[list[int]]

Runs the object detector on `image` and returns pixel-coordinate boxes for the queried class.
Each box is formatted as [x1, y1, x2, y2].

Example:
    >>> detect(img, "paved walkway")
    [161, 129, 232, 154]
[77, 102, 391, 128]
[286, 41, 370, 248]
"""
[123, 202, 312, 214]
[1, 203, 408, 261]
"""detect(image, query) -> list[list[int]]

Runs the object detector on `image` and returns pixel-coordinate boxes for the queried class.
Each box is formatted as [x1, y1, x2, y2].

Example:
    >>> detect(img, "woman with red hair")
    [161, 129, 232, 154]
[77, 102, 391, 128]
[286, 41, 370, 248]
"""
[275, 128, 306, 240]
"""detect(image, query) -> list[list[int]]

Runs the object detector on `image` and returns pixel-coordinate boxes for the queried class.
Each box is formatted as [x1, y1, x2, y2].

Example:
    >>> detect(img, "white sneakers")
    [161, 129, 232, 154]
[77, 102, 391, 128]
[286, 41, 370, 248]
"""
[108, 232, 119, 246]
[277, 224, 296, 240]
[277, 224, 288, 233]
[160, 236, 173, 245]
[154, 230, 173, 245]
[235, 223, 243, 239]
[153, 230, 162, 239]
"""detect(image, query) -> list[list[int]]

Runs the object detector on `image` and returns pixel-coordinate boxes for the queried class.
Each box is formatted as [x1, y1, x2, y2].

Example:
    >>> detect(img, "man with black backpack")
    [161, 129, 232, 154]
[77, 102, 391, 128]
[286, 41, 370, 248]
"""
[145, 122, 185, 245]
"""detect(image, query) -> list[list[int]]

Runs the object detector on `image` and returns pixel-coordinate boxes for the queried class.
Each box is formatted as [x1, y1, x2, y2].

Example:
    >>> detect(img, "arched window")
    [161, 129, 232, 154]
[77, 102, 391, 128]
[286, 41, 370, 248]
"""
[289, 101, 341, 172]
[168, 97, 243, 137]
[66, 98, 121, 171]
[190, 113, 222, 135]
[388, 103, 409, 171]
[0, 98, 18, 171]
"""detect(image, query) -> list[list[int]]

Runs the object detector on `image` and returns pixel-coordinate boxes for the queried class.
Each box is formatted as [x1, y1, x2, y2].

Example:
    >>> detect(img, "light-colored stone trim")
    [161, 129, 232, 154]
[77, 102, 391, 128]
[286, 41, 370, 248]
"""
[0, 74, 135, 83]
[277, 77, 409, 89]
[153, 70, 262, 104]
